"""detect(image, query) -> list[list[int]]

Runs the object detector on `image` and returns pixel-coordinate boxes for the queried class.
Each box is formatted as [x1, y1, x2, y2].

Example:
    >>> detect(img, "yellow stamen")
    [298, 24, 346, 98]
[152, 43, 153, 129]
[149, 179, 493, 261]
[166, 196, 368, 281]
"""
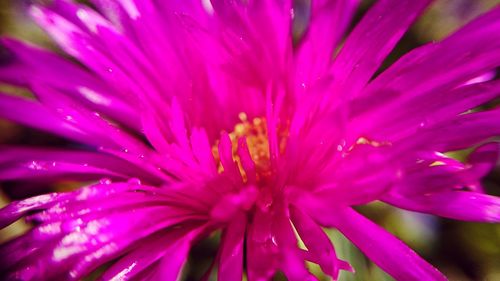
[355, 137, 392, 147]
[212, 113, 288, 183]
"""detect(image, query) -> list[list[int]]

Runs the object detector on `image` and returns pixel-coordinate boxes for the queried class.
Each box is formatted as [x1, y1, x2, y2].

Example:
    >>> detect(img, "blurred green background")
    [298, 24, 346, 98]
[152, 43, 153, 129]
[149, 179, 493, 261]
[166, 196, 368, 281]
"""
[1, 0, 499, 280]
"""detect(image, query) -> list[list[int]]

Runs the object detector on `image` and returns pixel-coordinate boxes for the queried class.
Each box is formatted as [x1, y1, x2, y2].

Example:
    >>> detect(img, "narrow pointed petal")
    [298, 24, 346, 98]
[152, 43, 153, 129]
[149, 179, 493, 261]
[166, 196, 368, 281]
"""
[384, 191, 500, 222]
[146, 238, 191, 281]
[294, 0, 359, 81]
[360, 6, 500, 113]
[0, 38, 140, 130]
[0, 94, 96, 146]
[102, 227, 201, 281]
[218, 213, 246, 281]
[0, 146, 162, 184]
[467, 142, 500, 179]
[318, 208, 447, 281]
[290, 206, 351, 279]
[0, 182, 205, 280]
[350, 79, 500, 142]
[330, 0, 433, 99]
[415, 109, 500, 152]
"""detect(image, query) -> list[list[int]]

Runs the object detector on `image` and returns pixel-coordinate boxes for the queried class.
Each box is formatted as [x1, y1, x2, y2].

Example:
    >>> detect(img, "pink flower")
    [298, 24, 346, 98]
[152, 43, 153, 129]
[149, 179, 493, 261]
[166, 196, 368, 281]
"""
[1, 0, 499, 280]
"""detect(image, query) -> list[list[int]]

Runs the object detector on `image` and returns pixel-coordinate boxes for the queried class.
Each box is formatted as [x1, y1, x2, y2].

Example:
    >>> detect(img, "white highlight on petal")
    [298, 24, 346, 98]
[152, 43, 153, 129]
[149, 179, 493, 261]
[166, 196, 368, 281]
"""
[118, 0, 140, 20]
[37, 222, 62, 235]
[464, 71, 496, 86]
[53, 244, 86, 261]
[78, 86, 110, 106]
[110, 262, 137, 281]
[202, 0, 214, 15]
[28, 160, 45, 170]
[76, 8, 113, 34]
[16, 194, 56, 213]
[85, 220, 103, 235]
[76, 186, 93, 200]
[29, 6, 82, 58]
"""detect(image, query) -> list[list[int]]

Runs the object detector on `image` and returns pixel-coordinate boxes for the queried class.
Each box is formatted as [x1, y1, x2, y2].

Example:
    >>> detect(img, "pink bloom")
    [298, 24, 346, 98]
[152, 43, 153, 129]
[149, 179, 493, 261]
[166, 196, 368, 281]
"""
[1, 0, 499, 280]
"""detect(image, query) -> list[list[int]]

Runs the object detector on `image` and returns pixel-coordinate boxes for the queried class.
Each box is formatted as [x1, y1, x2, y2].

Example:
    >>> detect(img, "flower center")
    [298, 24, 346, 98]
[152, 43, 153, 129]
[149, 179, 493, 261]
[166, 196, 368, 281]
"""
[212, 113, 287, 183]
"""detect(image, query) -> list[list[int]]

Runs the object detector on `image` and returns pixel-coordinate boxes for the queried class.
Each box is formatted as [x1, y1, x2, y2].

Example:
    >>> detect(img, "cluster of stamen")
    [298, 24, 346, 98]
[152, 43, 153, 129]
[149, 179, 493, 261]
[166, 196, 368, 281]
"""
[212, 113, 287, 183]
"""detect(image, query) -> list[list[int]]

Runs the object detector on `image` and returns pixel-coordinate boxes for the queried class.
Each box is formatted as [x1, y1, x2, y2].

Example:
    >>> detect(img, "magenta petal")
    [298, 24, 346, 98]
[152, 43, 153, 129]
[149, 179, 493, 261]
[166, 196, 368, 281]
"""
[168, 97, 191, 151]
[0, 181, 137, 228]
[416, 109, 500, 152]
[0, 38, 140, 130]
[218, 132, 243, 184]
[290, 206, 351, 279]
[391, 165, 469, 197]
[28, 4, 154, 109]
[247, 199, 317, 281]
[31, 83, 150, 154]
[0, 91, 153, 160]
[218, 213, 246, 281]
[150, 240, 191, 281]
[0, 181, 205, 280]
[0, 192, 63, 229]
[294, 0, 359, 82]
[384, 191, 500, 222]
[141, 109, 171, 154]
[467, 142, 500, 178]
[191, 127, 219, 176]
[273, 207, 317, 281]
[326, 208, 447, 281]
[386, 143, 500, 196]
[0, 0, 499, 280]
[237, 137, 257, 185]
[101, 227, 199, 281]
[0, 146, 162, 184]
[0, 94, 97, 145]
[246, 207, 279, 281]
[361, 6, 500, 110]
[330, 0, 432, 98]
[61, 208, 195, 280]
[350, 79, 500, 142]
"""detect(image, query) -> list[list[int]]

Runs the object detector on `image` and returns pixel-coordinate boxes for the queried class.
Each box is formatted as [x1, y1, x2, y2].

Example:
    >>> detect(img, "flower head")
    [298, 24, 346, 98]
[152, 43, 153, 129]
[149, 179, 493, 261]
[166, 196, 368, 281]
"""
[1, 0, 500, 280]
